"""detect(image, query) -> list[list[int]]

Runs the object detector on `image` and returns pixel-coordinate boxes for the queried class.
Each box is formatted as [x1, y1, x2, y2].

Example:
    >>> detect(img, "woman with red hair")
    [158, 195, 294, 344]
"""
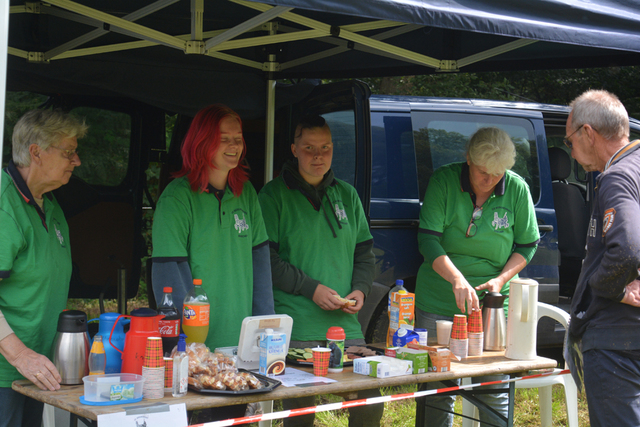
[151, 104, 274, 354]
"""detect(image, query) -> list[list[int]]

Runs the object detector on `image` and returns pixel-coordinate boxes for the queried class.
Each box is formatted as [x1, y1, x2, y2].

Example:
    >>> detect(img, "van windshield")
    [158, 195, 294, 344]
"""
[410, 112, 540, 203]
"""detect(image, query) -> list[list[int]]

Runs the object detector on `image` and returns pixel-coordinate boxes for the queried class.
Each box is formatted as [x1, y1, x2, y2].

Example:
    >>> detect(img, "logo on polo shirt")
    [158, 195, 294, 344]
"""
[491, 211, 510, 232]
[334, 200, 348, 224]
[53, 219, 66, 247]
[233, 209, 249, 236]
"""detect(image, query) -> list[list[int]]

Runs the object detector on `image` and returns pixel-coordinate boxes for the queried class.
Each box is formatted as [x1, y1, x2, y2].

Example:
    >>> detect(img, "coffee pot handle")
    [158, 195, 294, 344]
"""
[521, 284, 529, 322]
[109, 314, 129, 355]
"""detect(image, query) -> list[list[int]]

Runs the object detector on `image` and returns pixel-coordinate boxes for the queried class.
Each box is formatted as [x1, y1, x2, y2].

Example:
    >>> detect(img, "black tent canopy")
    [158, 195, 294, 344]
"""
[4, 0, 640, 117]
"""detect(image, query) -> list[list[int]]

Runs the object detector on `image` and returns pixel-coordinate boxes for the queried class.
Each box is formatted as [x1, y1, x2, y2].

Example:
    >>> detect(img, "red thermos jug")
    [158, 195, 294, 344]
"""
[109, 308, 164, 375]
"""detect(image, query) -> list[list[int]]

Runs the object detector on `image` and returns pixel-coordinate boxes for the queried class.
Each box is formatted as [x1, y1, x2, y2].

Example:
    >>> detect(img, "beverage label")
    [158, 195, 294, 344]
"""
[183, 304, 210, 326]
[159, 319, 180, 337]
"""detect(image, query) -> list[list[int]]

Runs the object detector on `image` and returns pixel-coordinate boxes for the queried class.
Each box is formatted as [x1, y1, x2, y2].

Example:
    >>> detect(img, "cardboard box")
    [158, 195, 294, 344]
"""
[353, 356, 413, 378]
[395, 347, 430, 374]
[259, 330, 287, 376]
[406, 343, 456, 372]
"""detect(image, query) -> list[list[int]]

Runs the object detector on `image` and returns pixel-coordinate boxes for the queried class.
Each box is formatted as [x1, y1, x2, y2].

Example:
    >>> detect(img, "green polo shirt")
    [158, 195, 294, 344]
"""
[0, 164, 71, 387]
[152, 176, 268, 349]
[259, 173, 373, 341]
[416, 162, 539, 316]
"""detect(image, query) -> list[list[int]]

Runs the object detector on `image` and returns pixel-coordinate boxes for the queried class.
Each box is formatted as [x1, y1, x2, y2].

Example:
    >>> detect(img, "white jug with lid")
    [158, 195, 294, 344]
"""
[505, 278, 539, 360]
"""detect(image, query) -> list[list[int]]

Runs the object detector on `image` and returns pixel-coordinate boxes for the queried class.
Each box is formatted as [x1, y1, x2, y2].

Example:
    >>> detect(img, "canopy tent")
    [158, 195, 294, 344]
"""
[3, 0, 640, 309]
[5, 0, 640, 118]
[4, 0, 640, 180]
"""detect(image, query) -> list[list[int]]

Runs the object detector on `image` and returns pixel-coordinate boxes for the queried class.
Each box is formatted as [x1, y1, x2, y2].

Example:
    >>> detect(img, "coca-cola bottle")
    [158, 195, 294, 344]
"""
[157, 286, 181, 356]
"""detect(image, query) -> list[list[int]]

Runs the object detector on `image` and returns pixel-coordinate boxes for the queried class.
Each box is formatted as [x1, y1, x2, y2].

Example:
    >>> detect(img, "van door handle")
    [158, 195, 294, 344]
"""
[538, 225, 553, 232]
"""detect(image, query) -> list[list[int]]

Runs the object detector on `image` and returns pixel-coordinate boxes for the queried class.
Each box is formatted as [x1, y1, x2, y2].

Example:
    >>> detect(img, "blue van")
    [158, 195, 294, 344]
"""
[8, 80, 640, 350]
[291, 81, 640, 348]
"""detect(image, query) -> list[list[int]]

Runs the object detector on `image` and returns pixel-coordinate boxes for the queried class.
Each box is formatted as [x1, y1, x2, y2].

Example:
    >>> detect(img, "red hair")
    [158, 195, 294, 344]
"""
[174, 104, 249, 196]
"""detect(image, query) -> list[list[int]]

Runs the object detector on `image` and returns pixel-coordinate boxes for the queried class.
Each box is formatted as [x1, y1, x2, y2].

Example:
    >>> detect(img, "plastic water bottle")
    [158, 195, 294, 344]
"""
[157, 286, 180, 356]
[172, 334, 189, 397]
[182, 279, 210, 344]
[88, 335, 106, 375]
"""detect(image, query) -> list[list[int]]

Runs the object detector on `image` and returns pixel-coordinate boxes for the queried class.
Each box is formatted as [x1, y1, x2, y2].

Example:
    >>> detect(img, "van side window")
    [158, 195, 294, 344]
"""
[411, 112, 540, 203]
[370, 112, 420, 219]
[322, 110, 356, 186]
[70, 106, 131, 186]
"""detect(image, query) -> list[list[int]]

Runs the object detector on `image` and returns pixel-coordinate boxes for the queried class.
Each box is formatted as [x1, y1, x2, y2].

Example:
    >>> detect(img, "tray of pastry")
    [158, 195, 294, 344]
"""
[188, 369, 281, 395]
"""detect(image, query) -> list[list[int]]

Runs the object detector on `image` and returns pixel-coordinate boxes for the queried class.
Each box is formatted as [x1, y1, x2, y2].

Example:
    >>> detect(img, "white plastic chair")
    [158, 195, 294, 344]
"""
[462, 302, 579, 427]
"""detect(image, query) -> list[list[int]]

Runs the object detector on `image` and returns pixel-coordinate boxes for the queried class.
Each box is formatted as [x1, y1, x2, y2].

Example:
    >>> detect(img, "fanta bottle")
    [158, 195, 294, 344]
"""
[182, 279, 210, 344]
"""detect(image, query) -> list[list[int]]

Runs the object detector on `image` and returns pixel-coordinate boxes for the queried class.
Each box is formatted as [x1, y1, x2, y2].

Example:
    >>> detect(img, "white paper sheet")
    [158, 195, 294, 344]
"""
[278, 367, 337, 387]
[97, 403, 187, 427]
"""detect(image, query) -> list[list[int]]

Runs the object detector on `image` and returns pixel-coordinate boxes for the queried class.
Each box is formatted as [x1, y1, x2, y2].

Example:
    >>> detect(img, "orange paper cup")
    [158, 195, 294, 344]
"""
[143, 337, 164, 368]
[164, 357, 173, 390]
[311, 347, 331, 377]
[451, 314, 468, 340]
[468, 309, 483, 333]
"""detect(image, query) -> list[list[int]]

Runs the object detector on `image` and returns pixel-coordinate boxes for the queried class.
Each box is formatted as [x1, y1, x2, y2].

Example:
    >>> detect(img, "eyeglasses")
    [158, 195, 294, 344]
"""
[563, 124, 584, 149]
[466, 206, 483, 238]
[49, 145, 79, 160]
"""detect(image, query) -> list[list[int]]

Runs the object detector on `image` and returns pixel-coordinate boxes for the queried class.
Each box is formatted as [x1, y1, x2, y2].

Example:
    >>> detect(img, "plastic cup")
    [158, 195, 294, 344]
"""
[312, 347, 331, 377]
[436, 320, 453, 346]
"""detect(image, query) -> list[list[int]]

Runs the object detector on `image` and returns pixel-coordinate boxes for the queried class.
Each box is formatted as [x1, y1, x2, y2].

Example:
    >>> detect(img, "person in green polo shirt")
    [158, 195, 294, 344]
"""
[152, 104, 274, 346]
[414, 127, 540, 427]
[0, 109, 87, 427]
[259, 115, 383, 427]
[151, 104, 274, 422]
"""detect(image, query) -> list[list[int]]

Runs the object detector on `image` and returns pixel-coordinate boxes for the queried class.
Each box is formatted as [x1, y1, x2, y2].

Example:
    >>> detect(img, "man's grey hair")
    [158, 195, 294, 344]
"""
[570, 89, 629, 141]
[467, 127, 516, 175]
[12, 109, 88, 167]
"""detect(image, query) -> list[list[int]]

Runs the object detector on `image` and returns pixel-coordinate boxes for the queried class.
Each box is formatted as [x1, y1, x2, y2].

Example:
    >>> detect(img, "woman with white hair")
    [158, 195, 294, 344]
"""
[0, 109, 86, 427]
[415, 127, 540, 426]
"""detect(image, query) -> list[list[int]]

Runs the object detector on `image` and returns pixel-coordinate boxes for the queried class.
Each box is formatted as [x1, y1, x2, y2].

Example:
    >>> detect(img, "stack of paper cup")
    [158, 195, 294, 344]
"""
[163, 357, 173, 392]
[467, 310, 484, 356]
[449, 314, 469, 359]
[142, 337, 165, 399]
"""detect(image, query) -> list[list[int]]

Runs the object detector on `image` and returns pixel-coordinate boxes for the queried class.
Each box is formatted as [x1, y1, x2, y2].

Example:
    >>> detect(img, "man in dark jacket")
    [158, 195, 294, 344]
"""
[567, 89, 640, 427]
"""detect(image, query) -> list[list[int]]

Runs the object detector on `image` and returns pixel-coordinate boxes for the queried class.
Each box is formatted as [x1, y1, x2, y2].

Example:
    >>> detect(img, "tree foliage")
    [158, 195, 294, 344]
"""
[355, 67, 640, 119]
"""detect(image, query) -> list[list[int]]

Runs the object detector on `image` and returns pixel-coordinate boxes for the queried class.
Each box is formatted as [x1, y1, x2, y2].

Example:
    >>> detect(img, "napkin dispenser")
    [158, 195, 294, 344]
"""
[216, 314, 293, 370]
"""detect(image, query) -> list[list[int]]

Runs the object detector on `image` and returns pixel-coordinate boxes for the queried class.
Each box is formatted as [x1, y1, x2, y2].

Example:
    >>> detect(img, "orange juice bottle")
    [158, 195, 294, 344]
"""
[182, 279, 210, 344]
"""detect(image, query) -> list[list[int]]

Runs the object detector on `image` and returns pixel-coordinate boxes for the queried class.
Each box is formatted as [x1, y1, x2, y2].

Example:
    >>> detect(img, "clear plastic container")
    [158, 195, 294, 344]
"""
[82, 373, 144, 402]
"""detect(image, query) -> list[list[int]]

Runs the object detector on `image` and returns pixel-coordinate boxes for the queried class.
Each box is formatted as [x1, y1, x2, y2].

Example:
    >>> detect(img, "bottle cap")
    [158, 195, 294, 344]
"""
[177, 333, 187, 352]
[395, 279, 404, 286]
[326, 326, 345, 340]
[163, 287, 172, 293]
[193, 279, 202, 285]
[265, 328, 274, 334]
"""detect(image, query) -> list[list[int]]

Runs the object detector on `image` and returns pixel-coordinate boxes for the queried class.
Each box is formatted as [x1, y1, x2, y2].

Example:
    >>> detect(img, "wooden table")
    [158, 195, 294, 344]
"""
[13, 350, 556, 426]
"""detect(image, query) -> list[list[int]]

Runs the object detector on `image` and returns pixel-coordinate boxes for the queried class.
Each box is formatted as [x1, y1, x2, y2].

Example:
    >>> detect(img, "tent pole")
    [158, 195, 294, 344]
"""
[0, 0, 9, 189]
[264, 74, 276, 184]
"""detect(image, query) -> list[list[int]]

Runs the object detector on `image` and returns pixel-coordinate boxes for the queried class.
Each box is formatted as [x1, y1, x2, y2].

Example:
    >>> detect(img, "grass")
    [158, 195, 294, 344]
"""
[265, 384, 590, 427]
[66, 297, 148, 320]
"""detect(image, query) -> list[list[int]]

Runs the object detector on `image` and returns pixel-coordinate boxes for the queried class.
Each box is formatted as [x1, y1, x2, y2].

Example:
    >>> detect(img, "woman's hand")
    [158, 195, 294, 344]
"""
[475, 277, 505, 294]
[0, 333, 61, 391]
[452, 277, 480, 313]
[312, 284, 344, 311]
[341, 290, 365, 314]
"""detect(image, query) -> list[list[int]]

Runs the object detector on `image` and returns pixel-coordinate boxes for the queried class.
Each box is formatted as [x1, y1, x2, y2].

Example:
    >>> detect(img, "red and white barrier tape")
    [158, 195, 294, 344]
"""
[191, 369, 571, 427]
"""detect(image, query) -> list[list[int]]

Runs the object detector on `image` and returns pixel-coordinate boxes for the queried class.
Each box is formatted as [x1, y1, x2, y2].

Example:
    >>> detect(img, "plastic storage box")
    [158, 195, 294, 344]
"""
[82, 373, 144, 402]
